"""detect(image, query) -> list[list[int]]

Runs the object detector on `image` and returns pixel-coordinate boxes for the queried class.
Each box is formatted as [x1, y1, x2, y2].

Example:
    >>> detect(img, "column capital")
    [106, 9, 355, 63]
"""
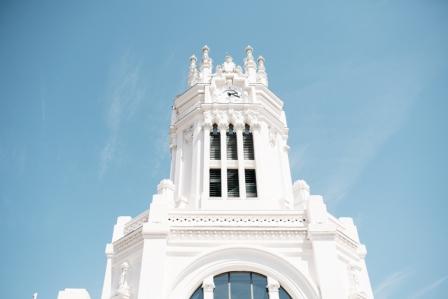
[267, 277, 280, 292]
[218, 122, 228, 131]
[202, 276, 215, 292]
[202, 275, 215, 299]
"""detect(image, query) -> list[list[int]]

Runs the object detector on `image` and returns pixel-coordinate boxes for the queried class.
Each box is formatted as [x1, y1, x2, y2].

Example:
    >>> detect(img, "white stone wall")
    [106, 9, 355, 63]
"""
[59, 47, 374, 299]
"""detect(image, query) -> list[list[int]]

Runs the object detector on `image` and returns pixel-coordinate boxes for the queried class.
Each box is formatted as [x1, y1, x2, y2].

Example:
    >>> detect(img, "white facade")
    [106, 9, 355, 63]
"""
[61, 46, 374, 299]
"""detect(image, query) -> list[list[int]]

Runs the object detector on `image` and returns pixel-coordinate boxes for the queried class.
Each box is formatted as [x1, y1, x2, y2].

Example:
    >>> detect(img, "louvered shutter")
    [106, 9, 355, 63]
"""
[245, 169, 257, 197]
[227, 169, 239, 197]
[209, 169, 222, 197]
[243, 125, 254, 160]
[210, 124, 221, 160]
[226, 125, 238, 160]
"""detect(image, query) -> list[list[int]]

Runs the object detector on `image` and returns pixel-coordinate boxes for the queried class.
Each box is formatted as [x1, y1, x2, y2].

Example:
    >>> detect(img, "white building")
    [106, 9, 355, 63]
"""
[58, 46, 374, 299]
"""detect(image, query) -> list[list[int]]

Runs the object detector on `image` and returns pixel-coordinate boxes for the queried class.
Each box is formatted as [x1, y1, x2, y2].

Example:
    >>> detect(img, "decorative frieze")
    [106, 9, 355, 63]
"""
[114, 228, 143, 253]
[169, 229, 306, 241]
[168, 213, 307, 227]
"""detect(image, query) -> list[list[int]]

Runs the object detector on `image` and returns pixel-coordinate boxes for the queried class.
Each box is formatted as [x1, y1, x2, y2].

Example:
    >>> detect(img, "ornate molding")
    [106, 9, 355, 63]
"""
[114, 228, 143, 253]
[168, 214, 307, 227]
[123, 211, 149, 234]
[183, 125, 194, 144]
[169, 229, 306, 241]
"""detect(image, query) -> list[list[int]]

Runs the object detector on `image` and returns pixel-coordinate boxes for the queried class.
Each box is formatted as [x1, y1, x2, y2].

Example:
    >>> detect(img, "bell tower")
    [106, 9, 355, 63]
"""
[169, 46, 294, 211]
[87, 45, 375, 299]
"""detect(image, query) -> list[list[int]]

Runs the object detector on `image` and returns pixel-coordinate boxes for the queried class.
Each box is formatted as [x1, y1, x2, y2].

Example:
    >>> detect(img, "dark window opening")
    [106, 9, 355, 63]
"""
[245, 169, 257, 197]
[210, 124, 221, 160]
[227, 169, 239, 197]
[209, 169, 222, 197]
[226, 124, 238, 160]
[243, 124, 254, 160]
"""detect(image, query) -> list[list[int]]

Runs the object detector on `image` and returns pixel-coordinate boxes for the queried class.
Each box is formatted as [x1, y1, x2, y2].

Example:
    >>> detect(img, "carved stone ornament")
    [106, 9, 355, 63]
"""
[203, 111, 213, 129]
[268, 127, 277, 146]
[223, 55, 236, 73]
[188, 54, 199, 87]
[348, 264, 362, 292]
[267, 277, 280, 293]
[229, 110, 244, 129]
[114, 262, 131, 299]
[245, 111, 260, 130]
[183, 125, 194, 144]
[202, 278, 215, 292]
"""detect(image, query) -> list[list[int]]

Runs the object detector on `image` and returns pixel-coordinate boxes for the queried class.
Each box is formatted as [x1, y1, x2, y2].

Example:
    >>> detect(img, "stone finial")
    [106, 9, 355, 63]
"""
[244, 45, 257, 82]
[32, 293, 38, 299]
[200, 45, 212, 82]
[223, 55, 236, 73]
[188, 54, 198, 86]
[257, 55, 268, 86]
[245, 45, 255, 61]
[202, 45, 210, 62]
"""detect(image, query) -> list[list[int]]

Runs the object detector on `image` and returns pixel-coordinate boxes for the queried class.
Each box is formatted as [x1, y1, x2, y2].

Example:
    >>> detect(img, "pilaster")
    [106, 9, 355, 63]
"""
[219, 122, 228, 200]
[137, 193, 170, 299]
[100, 243, 114, 299]
[201, 121, 212, 207]
[235, 125, 246, 200]
[202, 276, 215, 299]
[267, 277, 280, 299]
[307, 196, 344, 299]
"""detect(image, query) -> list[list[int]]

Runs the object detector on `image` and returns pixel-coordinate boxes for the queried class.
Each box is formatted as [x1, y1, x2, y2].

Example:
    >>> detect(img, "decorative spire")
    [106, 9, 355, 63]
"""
[244, 45, 257, 83]
[257, 56, 268, 86]
[187, 54, 198, 86]
[200, 45, 212, 82]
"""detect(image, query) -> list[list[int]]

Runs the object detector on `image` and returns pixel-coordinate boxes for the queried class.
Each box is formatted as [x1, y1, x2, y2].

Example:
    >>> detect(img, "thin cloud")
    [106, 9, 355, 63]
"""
[99, 52, 145, 179]
[374, 270, 412, 299]
[409, 275, 448, 299]
[290, 56, 426, 203]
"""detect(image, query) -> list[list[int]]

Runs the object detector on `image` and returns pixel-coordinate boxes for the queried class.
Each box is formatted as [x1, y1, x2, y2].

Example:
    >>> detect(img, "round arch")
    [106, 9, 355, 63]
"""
[167, 245, 320, 299]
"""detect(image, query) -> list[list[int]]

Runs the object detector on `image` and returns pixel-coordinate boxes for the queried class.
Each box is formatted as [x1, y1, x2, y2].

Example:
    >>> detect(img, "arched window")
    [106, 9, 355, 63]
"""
[243, 124, 254, 160]
[210, 124, 221, 160]
[189, 271, 292, 299]
[226, 124, 238, 160]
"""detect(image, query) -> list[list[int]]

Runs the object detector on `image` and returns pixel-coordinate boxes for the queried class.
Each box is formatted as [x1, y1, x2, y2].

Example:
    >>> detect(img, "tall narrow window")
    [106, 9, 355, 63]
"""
[210, 124, 221, 160]
[243, 124, 254, 160]
[226, 124, 238, 160]
[245, 169, 257, 197]
[227, 169, 239, 197]
[209, 169, 222, 197]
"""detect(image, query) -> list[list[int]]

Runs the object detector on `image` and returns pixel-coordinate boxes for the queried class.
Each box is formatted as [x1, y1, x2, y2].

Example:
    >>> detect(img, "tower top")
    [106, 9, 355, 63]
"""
[187, 45, 268, 88]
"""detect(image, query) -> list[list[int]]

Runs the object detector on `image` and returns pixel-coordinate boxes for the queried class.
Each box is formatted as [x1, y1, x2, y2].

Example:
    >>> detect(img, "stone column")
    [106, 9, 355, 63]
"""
[191, 122, 202, 208]
[278, 134, 293, 209]
[251, 121, 263, 199]
[137, 194, 170, 299]
[100, 243, 114, 299]
[235, 125, 246, 199]
[202, 275, 215, 299]
[267, 277, 280, 299]
[219, 123, 228, 199]
[202, 122, 211, 206]
[307, 196, 344, 299]
[173, 132, 183, 203]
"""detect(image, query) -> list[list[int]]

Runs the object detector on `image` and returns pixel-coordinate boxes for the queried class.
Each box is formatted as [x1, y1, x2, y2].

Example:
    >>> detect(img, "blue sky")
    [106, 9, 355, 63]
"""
[1, 0, 447, 298]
